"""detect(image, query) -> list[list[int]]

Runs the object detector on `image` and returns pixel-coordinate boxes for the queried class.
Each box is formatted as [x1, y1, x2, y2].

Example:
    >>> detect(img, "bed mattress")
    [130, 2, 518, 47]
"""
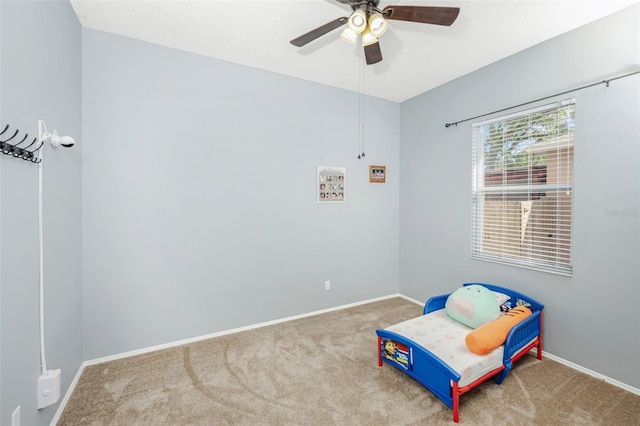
[384, 309, 505, 387]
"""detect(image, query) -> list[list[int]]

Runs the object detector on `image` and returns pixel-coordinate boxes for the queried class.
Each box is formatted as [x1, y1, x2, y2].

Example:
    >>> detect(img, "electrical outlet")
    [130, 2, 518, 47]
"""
[325, 280, 331, 290]
[12, 406, 21, 426]
[37, 369, 61, 409]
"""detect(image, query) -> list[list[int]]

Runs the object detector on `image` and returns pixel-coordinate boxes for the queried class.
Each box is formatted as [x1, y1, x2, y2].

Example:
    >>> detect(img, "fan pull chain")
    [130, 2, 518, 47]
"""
[357, 47, 362, 159]
[361, 61, 365, 159]
[357, 49, 366, 160]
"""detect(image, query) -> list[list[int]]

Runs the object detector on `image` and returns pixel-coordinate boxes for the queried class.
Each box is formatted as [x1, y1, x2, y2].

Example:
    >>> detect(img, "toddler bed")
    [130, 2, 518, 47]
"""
[376, 283, 544, 423]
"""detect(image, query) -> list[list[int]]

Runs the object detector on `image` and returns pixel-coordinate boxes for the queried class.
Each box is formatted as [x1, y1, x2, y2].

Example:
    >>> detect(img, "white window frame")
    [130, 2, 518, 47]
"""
[471, 99, 575, 276]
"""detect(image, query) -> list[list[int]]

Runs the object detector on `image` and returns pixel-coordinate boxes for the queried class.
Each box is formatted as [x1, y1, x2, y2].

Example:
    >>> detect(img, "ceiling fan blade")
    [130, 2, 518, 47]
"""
[290, 17, 348, 47]
[382, 6, 460, 26]
[364, 42, 383, 65]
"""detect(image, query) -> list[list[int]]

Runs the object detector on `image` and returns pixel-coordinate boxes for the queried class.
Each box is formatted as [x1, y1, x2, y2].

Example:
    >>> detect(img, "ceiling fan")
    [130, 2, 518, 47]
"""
[290, 1, 460, 65]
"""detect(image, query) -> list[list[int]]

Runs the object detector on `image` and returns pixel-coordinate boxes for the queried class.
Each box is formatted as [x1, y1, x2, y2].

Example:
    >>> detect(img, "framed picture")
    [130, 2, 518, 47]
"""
[317, 166, 345, 203]
[369, 165, 386, 183]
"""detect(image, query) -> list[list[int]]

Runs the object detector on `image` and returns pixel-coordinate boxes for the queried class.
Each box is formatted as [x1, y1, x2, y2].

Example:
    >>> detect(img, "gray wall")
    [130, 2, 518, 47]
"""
[81, 29, 400, 360]
[1, 3, 638, 425]
[399, 5, 640, 388]
[0, 3, 3, 419]
[0, 1, 82, 425]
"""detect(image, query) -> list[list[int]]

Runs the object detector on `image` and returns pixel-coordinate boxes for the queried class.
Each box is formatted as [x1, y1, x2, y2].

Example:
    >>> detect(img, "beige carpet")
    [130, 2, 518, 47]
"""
[58, 298, 640, 425]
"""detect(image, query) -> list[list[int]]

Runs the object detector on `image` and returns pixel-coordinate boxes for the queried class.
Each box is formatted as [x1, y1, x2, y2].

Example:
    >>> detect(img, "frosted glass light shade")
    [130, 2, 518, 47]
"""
[361, 27, 378, 46]
[340, 27, 357, 44]
[368, 13, 388, 37]
[347, 9, 367, 33]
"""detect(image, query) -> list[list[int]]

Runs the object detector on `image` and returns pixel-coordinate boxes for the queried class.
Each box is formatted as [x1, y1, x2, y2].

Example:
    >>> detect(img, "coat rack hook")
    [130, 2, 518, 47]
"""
[0, 121, 75, 164]
[23, 137, 38, 151]
[29, 140, 45, 153]
[15, 133, 29, 146]
[1, 129, 19, 143]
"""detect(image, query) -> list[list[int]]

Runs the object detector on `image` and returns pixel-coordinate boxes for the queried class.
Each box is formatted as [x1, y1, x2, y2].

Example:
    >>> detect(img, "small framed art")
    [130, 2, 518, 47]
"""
[369, 165, 386, 183]
[317, 166, 345, 203]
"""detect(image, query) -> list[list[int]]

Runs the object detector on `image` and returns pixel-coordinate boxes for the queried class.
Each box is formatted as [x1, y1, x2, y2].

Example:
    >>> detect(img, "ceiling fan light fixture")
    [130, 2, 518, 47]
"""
[290, 3, 461, 66]
[340, 26, 357, 44]
[347, 9, 367, 33]
[368, 13, 388, 37]
[361, 27, 378, 47]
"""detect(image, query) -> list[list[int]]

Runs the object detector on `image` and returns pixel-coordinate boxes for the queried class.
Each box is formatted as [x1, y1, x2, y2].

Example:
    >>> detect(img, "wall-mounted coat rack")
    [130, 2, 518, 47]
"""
[0, 123, 43, 163]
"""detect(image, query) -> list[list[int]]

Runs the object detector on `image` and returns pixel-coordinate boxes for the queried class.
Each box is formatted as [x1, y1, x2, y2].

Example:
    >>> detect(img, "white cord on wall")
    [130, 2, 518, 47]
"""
[38, 146, 47, 375]
[36, 120, 76, 376]
[35, 120, 76, 409]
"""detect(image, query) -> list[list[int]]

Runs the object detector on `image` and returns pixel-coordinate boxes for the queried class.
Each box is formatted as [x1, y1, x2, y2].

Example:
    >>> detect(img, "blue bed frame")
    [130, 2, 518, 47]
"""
[376, 283, 544, 423]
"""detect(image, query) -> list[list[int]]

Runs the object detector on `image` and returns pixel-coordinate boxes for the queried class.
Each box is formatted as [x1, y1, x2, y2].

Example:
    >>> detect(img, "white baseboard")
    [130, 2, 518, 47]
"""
[51, 293, 640, 424]
[83, 294, 402, 366]
[50, 294, 402, 424]
[532, 349, 640, 396]
[398, 294, 424, 306]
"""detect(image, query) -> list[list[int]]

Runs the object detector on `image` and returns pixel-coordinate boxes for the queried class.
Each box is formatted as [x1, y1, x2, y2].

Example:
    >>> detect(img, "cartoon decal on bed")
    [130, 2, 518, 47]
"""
[381, 339, 410, 370]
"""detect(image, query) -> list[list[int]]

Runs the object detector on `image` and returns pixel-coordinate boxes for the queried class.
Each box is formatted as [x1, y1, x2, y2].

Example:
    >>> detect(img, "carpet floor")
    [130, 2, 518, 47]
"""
[58, 297, 640, 425]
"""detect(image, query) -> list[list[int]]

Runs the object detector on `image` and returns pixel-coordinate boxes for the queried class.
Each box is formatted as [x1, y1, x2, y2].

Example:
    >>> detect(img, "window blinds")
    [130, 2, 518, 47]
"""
[471, 99, 575, 275]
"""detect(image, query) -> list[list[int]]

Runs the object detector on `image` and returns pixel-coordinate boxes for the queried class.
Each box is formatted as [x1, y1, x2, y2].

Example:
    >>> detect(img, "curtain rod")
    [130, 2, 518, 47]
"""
[444, 69, 640, 128]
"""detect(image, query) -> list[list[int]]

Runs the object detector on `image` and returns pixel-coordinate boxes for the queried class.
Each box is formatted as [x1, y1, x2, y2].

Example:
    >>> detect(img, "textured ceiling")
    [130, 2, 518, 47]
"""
[69, 0, 639, 102]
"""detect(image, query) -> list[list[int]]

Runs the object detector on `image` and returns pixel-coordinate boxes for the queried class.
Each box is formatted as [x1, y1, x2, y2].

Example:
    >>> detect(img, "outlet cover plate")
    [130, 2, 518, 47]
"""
[37, 369, 61, 409]
[11, 405, 21, 426]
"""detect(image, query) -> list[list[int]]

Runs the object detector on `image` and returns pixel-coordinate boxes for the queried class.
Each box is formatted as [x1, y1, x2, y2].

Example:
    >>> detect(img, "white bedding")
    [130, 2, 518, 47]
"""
[384, 309, 505, 387]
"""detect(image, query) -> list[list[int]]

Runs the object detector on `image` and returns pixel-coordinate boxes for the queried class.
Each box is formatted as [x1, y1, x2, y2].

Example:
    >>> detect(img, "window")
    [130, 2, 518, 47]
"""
[471, 99, 575, 275]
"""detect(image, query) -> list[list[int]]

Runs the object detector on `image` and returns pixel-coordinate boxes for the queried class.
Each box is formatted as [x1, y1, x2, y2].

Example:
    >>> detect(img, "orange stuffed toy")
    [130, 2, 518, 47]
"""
[465, 306, 532, 355]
